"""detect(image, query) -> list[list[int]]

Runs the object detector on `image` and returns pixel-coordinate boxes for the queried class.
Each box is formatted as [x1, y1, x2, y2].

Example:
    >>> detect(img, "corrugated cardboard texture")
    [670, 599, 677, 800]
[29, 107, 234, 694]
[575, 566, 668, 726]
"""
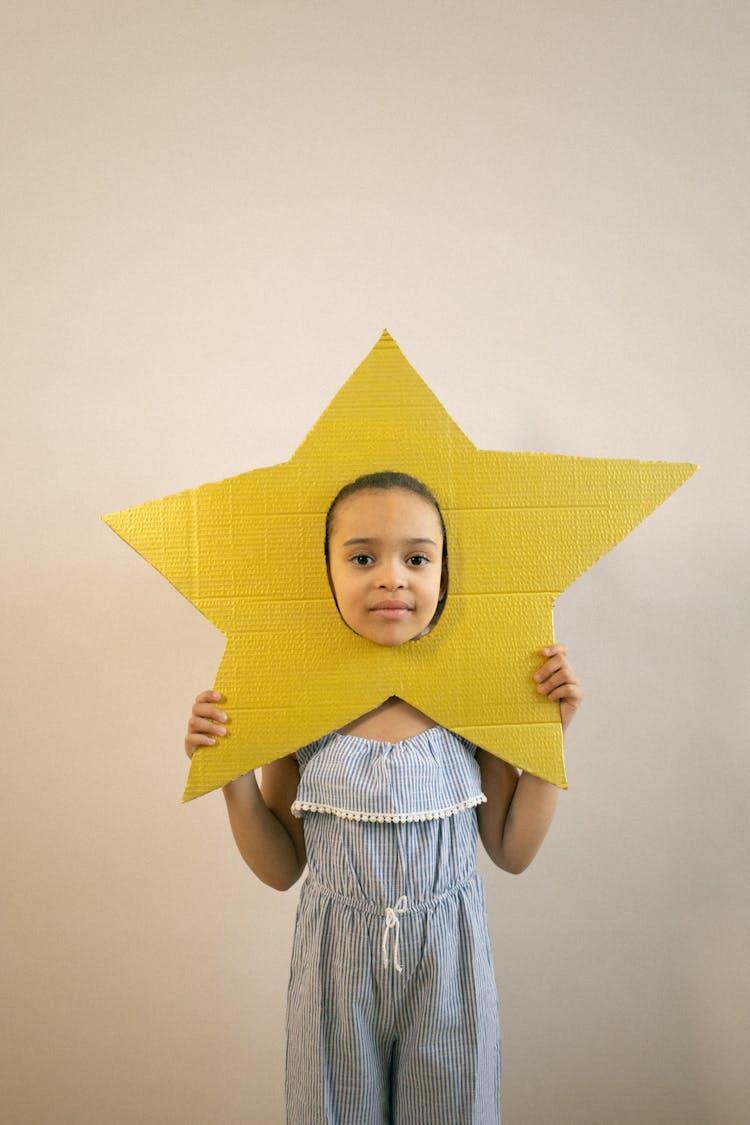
[103, 331, 697, 799]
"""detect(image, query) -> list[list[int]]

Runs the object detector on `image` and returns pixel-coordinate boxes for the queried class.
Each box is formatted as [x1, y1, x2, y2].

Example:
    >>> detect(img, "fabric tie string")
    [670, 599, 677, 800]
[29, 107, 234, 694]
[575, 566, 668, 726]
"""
[382, 895, 408, 972]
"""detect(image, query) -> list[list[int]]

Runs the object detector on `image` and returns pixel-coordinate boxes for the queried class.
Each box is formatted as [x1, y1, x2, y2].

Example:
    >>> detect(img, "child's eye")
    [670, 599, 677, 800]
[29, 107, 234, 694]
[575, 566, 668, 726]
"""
[407, 554, 430, 567]
[350, 554, 374, 566]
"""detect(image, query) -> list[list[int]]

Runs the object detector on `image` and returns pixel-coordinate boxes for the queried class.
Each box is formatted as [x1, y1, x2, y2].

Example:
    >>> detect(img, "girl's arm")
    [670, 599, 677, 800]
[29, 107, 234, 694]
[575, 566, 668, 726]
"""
[186, 691, 307, 892]
[476, 645, 583, 875]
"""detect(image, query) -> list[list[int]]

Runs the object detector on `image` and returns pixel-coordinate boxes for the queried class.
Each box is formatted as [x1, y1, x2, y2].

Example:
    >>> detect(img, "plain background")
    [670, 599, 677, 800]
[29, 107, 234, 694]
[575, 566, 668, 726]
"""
[2, 2, 748, 1123]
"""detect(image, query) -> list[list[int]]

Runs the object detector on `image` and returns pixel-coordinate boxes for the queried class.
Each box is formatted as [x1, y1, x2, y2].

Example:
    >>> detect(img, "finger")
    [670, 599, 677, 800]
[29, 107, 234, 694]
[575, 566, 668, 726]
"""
[188, 715, 227, 737]
[534, 658, 573, 685]
[534, 662, 559, 685]
[540, 644, 568, 658]
[186, 731, 220, 748]
[536, 667, 578, 693]
[185, 732, 219, 759]
[192, 702, 228, 723]
[194, 689, 224, 705]
[548, 683, 584, 704]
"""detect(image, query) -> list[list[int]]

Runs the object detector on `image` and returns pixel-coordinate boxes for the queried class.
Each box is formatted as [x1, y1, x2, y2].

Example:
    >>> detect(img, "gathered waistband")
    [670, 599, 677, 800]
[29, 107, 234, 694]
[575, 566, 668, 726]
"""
[305, 871, 478, 918]
[305, 872, 480, 973]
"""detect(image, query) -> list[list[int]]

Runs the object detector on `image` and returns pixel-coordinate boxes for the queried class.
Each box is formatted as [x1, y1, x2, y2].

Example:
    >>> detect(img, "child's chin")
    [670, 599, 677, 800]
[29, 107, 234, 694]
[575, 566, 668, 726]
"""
[341, 616, 430, 646]
[358, 629, 427, 648]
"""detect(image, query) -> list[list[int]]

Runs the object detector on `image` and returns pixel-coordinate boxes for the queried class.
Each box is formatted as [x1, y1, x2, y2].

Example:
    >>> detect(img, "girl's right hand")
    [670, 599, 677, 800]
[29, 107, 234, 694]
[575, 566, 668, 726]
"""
[185, 690, 228, 759]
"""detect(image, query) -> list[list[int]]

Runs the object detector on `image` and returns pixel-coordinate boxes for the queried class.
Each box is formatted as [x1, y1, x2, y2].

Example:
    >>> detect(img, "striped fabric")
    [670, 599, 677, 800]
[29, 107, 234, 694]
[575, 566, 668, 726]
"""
[286, 728, 501, 1124]
[292, 730, 488, 824]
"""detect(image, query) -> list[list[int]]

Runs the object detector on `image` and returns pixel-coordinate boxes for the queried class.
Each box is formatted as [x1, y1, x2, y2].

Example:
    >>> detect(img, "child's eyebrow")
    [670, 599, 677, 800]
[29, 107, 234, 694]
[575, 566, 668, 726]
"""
[341, 537, 438, 547]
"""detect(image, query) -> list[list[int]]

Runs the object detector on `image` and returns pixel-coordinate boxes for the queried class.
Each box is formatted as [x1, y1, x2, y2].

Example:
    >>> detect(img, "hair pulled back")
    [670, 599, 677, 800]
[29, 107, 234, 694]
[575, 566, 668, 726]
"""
[324, 471, 447, 564]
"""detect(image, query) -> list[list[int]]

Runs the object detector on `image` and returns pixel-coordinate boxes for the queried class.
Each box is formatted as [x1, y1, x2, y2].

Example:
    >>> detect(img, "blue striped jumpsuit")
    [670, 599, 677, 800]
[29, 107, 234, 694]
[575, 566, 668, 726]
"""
[286, 727, 501, 1124]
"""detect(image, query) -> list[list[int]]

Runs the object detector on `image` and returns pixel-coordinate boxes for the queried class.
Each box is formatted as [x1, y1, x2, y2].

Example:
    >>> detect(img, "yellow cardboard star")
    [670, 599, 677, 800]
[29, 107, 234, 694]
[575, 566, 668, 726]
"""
[103, 331, 696, 800]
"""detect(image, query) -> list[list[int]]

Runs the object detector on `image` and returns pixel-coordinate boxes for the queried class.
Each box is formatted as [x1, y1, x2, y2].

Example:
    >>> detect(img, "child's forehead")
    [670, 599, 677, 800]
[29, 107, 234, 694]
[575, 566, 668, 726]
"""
[331, 488, 442, 530]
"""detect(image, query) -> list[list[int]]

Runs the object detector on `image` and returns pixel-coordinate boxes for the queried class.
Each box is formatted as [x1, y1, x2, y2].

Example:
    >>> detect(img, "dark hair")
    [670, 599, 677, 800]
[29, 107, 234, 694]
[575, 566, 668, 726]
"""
[324, 471, 449, 632]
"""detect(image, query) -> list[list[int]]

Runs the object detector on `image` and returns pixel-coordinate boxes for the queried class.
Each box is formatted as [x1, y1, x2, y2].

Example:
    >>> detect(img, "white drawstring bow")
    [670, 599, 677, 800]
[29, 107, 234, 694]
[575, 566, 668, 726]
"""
[382, 895, 408, 972]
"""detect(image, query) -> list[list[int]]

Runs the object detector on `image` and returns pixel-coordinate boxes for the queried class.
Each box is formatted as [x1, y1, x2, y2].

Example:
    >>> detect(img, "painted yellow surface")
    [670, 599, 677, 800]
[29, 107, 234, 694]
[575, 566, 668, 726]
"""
[103, 331, 697, 800]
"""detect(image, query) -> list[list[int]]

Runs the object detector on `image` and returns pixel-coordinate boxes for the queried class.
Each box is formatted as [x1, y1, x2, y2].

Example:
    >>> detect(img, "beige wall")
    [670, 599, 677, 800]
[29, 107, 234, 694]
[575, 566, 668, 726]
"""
[2, 2, 748, 1122]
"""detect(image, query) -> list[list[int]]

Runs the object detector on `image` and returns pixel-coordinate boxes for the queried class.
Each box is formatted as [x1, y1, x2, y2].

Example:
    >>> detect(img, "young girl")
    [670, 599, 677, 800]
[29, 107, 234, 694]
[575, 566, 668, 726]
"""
[185, 471, 583, 1125]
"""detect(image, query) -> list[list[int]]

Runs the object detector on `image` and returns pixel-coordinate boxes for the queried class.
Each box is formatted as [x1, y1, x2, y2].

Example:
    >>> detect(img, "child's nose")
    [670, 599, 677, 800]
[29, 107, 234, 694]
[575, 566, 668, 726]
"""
[377, 561, 406, 589]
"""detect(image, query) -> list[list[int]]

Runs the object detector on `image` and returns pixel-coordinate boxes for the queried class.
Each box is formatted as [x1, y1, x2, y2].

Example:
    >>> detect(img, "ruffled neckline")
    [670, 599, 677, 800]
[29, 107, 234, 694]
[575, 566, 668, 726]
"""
[292, 727, 485, 824]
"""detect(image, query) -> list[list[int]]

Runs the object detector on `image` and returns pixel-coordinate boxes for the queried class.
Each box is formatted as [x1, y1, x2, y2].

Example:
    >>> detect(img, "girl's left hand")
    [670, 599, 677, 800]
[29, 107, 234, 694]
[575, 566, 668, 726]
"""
[534, 644, 583, 733]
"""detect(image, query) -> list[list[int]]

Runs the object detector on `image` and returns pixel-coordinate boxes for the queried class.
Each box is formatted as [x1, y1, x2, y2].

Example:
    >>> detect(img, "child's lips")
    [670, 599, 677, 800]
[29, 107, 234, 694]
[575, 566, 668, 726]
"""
[370, 600, 413, 618]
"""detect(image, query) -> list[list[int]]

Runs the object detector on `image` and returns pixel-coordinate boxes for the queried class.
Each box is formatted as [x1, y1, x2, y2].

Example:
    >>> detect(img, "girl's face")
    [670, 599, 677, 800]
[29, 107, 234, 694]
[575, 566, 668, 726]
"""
[327, 488, 447, 646]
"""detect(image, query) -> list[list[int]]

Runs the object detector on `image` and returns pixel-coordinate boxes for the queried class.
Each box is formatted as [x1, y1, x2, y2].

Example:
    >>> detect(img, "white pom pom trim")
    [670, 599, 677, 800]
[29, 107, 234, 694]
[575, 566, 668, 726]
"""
[291, 793, 486, 822]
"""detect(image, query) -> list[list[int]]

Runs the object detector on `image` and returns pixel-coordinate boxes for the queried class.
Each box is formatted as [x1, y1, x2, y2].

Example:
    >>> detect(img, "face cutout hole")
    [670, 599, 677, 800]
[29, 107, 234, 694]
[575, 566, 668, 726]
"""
[324, 475, 449, 646]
